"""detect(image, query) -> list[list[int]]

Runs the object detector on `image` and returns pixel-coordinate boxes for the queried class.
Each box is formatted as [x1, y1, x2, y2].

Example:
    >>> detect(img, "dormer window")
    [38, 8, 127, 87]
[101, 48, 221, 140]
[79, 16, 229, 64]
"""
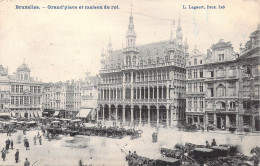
[156, 57, 160, 64]
[218, 54, 224, 61]
[148, 58, 151, 64]
[194, 58, 197, 65]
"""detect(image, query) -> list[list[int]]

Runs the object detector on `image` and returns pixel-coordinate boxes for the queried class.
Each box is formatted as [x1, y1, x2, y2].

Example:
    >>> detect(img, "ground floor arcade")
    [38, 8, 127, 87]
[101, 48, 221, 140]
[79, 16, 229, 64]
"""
[97, 104, 182, 127]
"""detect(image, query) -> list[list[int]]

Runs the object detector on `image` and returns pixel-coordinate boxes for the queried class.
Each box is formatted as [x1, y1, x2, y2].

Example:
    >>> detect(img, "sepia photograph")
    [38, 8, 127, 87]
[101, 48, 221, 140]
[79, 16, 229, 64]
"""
[0, 0, 260, 165]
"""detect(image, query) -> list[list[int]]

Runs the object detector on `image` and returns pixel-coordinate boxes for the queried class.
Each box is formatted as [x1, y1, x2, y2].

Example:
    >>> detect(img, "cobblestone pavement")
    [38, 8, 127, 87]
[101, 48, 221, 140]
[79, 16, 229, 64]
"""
[0, 126, 259, 166]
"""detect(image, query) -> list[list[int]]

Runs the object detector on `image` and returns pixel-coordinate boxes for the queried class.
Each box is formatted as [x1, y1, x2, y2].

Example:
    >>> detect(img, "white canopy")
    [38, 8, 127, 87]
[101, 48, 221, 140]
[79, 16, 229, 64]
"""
[76, 108, 92, 118]
[53, 111, 59, 116]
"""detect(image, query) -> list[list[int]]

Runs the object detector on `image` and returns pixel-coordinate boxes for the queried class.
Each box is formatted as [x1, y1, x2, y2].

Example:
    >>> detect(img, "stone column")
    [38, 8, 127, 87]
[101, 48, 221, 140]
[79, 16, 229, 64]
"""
[139, 108, 141, 124]
[108, 106, 111, 121]
[213, 113, 217, 128]
[157, 107, 159, 126]
[157, 86, 159, 99]
[97, 106, 99, 121]
[148, 87, 150, 99]
[123, 106, 125, 123]
[162, 87, 164, 99]
[226, 114, 230, 127]
[123, 87, 125, 100]
[153, 87, 155, 99]
[166, 108, 169, 127]
[170, 107, 173, 127]
[131, 88, 133, 100]
[131, 107, 133, 123]
[102, 107, 105, 122]
[236, 113, 239, 128]
[115, 107, 118, 124]
[205, 113, 208, 128]
[148, 108, 150, 125]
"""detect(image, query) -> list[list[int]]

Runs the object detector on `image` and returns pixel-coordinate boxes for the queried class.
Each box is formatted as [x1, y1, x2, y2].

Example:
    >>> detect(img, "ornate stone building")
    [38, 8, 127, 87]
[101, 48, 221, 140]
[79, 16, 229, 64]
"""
[237, 23, 260, 131]
[0, 65, 10, 113]
[204, 39, 240, 129]
[42, 82, 67, 117]
[186, 24, 260, 131]
[185, 48, 206, 125]
[97, 12, 188, 127]
[0, 62, 43, 118]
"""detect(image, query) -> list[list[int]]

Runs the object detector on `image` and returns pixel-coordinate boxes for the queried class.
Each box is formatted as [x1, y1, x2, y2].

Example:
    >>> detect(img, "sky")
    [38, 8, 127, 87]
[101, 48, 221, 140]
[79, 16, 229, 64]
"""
[0, 0, 259, 82]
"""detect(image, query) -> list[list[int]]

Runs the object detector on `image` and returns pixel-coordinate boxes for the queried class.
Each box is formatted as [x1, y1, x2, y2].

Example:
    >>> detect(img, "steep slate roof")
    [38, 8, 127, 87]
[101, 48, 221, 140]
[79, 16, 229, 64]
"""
[105, 40, 175, 67]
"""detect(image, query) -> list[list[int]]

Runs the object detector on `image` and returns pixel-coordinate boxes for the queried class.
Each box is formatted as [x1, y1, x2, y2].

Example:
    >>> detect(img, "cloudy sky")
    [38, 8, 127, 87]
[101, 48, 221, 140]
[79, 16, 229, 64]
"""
[0, 0, 259, 82]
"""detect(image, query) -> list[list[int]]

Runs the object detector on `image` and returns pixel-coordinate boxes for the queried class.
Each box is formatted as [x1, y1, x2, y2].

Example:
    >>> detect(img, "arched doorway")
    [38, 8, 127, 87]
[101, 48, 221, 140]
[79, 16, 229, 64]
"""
[141, 105, 148, 124]
[111, 105, 116, 121]
[133, 105, 140, 124]
[117, 105, 123, 121]
[159, 105, 167, 125]
[98, 105, 103, 120]
[104, 104, 109, 120]
[125, 105, 131, 122]
[150, 105, 157, 125]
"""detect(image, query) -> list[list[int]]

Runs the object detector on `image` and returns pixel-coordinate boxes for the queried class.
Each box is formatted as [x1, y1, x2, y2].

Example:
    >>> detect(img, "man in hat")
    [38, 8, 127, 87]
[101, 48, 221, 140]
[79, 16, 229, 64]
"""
[15, 149, 19, 163]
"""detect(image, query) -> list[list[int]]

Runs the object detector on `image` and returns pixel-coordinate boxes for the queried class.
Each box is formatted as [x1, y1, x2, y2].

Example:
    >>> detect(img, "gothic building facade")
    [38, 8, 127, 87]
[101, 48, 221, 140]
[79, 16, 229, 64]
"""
[97, 12, 188, 127]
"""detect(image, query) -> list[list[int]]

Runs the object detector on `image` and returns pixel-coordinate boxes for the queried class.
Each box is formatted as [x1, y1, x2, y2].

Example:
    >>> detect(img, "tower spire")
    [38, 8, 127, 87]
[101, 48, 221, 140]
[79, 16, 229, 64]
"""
[177, 12, 182, 31]
[170, 20, 175, 41]
[107, 37, 112, 53]
[131, 0, 133, 16]
[126, 0, 136, 48]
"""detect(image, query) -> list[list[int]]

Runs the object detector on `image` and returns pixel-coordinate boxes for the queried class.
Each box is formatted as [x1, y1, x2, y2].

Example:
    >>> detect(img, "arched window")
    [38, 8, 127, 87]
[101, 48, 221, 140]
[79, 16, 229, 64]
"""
[24, 74, 28, 80]
[165, 56, 169, 62]
[230, 101, 236, 109]
[126, 56, 131, 66]
[217, 84, 226, 97]
[194, 58, 197, 65]
[216, 101, 226, 109]
[162, 70, 166, 80]
[140, 59, 143, 66]
[156, 57, 160, 64]
[133, 56, 136, 65]
[148, 58, 151, 64]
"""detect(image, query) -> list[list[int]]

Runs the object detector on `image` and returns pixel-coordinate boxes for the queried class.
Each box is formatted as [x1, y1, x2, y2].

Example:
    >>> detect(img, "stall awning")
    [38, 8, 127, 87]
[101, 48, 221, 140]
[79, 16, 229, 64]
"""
[0, 112, 10, 116]
[53, 111, 60, 117]
[20, 113, 24, 118]
[38, 112, 42, 117]
[76, 108, 92, 118]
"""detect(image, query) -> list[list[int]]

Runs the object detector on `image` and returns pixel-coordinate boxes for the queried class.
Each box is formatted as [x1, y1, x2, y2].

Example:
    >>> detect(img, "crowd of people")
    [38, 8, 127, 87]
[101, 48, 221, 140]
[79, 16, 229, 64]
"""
[1, 130, 44, 165]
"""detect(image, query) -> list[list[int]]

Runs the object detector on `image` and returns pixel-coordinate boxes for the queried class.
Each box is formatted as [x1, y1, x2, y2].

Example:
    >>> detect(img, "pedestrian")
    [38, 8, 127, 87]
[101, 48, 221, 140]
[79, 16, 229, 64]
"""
[11, 140, 14, 150]
[1, 148, 6, 161]
[37, 132, 40, 137]
[15, 149, 19, 163]
[211, 139, 217, 147]
[24, 137, 27, 147]
[39, 136, 42, 145]
[5, 139, 9, 151]
[26, 140, 29, 150]
[24, 158, 30, 166]
[206, 141, 210, 148]
[33, 135, 37, 145]
[7, 138, 11, 149]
